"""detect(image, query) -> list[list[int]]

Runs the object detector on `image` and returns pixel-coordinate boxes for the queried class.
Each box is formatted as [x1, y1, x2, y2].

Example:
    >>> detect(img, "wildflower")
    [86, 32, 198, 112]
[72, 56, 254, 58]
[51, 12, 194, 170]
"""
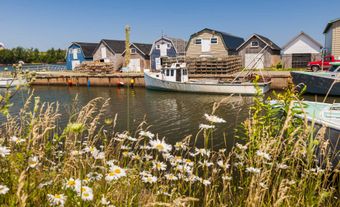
[28, 156, 39, 168]
[67, 122, 85, 133]
[236, 143, 247, 150]
[149, 139, 172, 153]
[165, 173, 178, 181]
[0, 184, 9, 195]
[78, 186, 93, 201]
[38, 180, 53, 189]
[199, 124, 215, 129]
[199, 160, 214, 168]
[192, 148, 210, 157]
[121, 145, 131, 150]
[93, 151, 105, 160]
[139, 131, 155, 139]
[256, 150, 271, 161]
[141, 175, 158, 184]
[105, 165, 127, 181]
[101, 195, 111, 205]
[10, 136, 25, 144]
[174, 142, 188, 151]
[277, 163, 289, 170]
[64, 178, 80, 190]
[204, 114, 226, 123]
[87, 172, 103, 181]
[202, 179, 211, 186]
[246, 167, 261, 174]
[139, 145, 151, 150]
[0, 146, 10, 158]
[143, 154, 153, 161]
[222, 175, 232, 181]
[131, 154, 141, 160]
[71, 150, 81, 156]
[139, 171, 152, 177]
[217, 160, 230, 169]
[106, 159, 118, 167]
[233, 162, 244, 167]
[152, 161, 167, 171]
[47, 194, 67, 206]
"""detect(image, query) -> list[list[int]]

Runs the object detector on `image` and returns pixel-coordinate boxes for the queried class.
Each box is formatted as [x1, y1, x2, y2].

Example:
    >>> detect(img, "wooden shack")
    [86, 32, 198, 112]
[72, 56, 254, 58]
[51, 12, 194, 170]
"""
[282, 32, 322, 68]
[185, 28, 244, 57]
[122, 43, 152, 72]
[237, 34, 281, 69]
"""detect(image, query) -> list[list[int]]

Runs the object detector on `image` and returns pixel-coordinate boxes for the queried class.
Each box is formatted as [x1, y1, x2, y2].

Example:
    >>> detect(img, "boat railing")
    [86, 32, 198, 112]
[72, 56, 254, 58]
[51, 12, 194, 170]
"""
[21, 64, 67, 71]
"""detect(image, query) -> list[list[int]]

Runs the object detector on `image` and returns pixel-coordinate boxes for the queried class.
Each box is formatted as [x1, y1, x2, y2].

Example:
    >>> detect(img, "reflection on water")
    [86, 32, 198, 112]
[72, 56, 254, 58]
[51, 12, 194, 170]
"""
[3, 86, 255, 148]
[4, 86, 338, 148]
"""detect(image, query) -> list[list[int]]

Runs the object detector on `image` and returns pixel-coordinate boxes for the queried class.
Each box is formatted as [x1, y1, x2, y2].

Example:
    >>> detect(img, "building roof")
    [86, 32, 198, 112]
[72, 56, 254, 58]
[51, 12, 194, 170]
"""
[132, 43, 152, 55]
[72, 42, 98, 58]
[101, 39, 126, 54]
[323, 18, 340, 34]
[166, 37, 187, 54]
[237, 34, 281, 51]
[187, 28, 244, 51]
[282, 31, 322, 50]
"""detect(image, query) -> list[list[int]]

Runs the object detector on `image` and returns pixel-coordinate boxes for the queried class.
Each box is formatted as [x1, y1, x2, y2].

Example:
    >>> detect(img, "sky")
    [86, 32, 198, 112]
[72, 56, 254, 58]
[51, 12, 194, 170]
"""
[1, 0, 340, 51]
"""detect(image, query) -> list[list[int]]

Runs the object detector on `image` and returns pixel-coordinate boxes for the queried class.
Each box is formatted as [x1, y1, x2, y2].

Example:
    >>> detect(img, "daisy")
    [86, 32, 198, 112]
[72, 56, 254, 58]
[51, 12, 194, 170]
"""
[101, 195, 111, 205]
[165, 173, 178, 181]
[256, 150, 271, 161]
[222, 175, 232, 181]
[0, 184, 9, 195]
[64, 178, 80, 190]
[199, 124, 215, 129]
[204, 114, 226, 123]
[141, 175, 157, 184]
[78, 186, 93, 201]
[246, 167, 261, 174]
[87, 172, 103, 181]
[149, 139, 172, 153]
[105, 165, 127, 181]
[202, 179, 211, 186]
[10, 136, 25, 144]
[217, 160, 230, 169]
[277, 163, 289, 170]
[139, 131, 155, 139]
[47, 194, 67, 206]
[0, 146, 10, 157]
[174, 142, 188, 150]
[199, 160, 214, 168]
[28, 156, 39, 168]
[152, 161, 167, 171]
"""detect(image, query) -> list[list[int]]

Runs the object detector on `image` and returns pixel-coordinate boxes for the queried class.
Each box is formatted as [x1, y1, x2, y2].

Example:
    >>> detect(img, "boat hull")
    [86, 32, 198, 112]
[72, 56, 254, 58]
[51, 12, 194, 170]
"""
[144, 72, 270, 95]
[0, 78, 27, 88]
[291, 71, 340, 96]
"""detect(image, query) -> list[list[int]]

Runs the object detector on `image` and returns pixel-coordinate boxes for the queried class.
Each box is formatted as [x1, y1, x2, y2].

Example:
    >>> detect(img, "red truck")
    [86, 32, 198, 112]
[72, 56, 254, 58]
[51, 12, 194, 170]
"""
[307, 55, 340, 71]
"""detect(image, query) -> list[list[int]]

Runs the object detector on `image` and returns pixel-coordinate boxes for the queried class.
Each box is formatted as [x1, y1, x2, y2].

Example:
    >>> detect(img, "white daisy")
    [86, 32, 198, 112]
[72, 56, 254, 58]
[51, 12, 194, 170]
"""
[149, 139, 172, 153]
[222, 175, 232, 181]
[47, 194, 67, 206]
[152, 161, 167, 171]
[0, 184, 9, 195]
[204, 114, 226, 123]
[246, 167, 261, 174]
[101, 195, 110, 205]
[256, 150, 271, 161]
[199, 124, 215, 130]
[28, 156, 39, 168]
[64, 178, 80, 190]
[141, 175, 157, 184]
[202, 179, 211, 186]
[0, 146, 10, 158]
[217, 160, 230, 169]
[10, 136, 25, 144]
[105, 165, 127, 181]
[277, 163, 289, 170]
[164, 173, 178, 181]
[78, 186, 93, 201]
[139, 131, 155, 139]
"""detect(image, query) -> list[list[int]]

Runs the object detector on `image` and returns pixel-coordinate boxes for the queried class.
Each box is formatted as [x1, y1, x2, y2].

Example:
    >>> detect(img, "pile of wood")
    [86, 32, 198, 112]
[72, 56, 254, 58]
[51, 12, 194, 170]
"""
[75, 62, 115, 74]
[162, 56, 242, 75]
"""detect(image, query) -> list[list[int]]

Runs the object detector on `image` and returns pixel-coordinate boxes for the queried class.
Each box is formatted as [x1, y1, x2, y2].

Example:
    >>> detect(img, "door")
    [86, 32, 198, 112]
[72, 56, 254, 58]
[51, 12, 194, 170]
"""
[155, 58, 162, 70]
[160, 44, 167, 56]
[176, 69, 181, 82]
[202, 39, 211, 52]
[101, 47, 107, 59]
[72, 49, 78, 59]
[245, 54, 264, 69]
[292, 54, 311, 68]
[129, 59, 141, 71]
[71, 60, 80, 70]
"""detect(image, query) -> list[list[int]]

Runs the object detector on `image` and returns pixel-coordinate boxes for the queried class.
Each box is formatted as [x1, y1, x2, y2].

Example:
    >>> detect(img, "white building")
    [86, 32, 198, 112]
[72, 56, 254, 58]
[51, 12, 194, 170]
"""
[282, 32, 322, 68]
[0, 42, 5, 50]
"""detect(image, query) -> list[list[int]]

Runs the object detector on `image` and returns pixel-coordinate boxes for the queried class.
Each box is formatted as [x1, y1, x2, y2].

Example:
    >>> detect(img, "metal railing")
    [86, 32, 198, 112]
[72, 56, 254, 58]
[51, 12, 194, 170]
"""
[22, 64, 67, 71]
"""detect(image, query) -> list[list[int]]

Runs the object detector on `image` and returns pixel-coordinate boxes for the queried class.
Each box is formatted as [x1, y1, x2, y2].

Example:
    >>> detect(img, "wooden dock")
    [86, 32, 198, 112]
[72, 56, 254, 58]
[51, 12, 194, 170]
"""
[31, 71, 291, 90]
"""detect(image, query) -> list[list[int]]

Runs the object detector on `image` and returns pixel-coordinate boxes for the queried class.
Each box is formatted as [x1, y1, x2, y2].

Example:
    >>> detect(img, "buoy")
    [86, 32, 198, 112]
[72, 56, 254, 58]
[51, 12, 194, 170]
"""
[130, 78, 135, 88]
[117, 81, 125, 87]
[87, 80, 91, 87]
[67, 80, 73, 86]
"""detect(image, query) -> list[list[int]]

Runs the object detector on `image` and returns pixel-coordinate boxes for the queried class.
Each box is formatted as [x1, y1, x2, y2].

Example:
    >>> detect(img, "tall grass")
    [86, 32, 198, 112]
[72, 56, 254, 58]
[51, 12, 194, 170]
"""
[0, 88, 339, 206]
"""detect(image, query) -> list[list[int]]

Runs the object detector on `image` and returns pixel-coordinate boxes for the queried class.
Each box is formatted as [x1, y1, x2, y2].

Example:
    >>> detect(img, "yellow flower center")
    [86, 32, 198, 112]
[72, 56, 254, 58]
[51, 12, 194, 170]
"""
[55, 194, 61, 199]
[67, 180, 75, 186]
[114, 168, 121, 174]
[155, 144, 164, 151]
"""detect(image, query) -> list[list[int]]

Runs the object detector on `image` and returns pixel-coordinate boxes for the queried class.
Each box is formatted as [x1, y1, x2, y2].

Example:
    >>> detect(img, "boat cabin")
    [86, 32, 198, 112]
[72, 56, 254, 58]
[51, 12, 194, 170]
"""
[160, 63, 188, 82]
[329, 62, 340, 72]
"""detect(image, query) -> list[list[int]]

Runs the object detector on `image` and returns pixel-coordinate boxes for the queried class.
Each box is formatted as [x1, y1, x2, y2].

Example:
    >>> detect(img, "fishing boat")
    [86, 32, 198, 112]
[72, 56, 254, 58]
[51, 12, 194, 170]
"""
[144, 63, 271, 95]
[0, 78, 27, 88]
[291, 62, 340, 96]
[294, 101, 340, 166]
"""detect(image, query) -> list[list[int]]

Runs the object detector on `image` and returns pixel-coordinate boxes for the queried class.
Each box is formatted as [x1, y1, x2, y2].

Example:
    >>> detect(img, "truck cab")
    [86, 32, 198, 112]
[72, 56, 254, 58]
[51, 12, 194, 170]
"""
[308, 55, 340, 71]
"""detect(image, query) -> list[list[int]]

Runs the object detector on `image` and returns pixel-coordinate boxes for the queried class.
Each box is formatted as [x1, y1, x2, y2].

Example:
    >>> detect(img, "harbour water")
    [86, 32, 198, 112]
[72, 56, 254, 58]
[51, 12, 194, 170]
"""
[2, 86, 340, 148]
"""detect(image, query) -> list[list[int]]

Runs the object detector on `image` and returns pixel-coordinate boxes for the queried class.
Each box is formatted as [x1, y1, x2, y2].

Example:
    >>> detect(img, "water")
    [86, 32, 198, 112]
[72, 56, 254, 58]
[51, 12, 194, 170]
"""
[3, 86, 340, 148]
[4, 86, 255, 149]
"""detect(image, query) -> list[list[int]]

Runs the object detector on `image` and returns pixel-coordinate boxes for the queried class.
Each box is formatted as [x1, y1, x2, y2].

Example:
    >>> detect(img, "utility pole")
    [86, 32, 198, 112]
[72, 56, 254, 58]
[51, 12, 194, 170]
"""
[125, 25, 131, 67]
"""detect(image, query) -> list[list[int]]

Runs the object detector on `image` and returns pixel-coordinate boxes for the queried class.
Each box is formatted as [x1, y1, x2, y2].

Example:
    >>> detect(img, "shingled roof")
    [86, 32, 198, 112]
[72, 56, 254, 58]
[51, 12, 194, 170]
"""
[187, 28, 244, 51]
[132, 43, 152, 55]
[323, 18, 340, 33]
[237, 34, 281, 51]
[101, 39, 126, 53]
[72, 42, 98, 58]
[166, 37, 187, 55]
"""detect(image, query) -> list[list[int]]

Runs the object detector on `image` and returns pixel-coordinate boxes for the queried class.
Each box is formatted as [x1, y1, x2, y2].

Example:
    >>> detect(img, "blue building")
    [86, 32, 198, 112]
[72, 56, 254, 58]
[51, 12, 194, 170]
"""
[66, 42, 98, 70]
[150, 37, 187, 70]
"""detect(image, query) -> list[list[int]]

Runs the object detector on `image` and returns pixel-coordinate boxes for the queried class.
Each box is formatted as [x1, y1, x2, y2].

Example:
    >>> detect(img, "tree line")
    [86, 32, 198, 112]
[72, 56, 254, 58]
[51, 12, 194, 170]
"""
[0, 47, 66, 64]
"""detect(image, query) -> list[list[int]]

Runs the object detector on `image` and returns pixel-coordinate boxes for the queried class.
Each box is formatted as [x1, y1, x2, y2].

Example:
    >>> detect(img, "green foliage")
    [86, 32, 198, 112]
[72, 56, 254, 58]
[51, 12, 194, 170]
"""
[0, 47, 66, 64]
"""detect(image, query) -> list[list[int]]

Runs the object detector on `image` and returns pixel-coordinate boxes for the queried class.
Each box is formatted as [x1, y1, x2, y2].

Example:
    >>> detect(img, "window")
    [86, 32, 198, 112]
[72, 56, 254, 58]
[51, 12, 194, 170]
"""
[170, 70, 174, 76]
[131, 48, 137, 54]
[251, 41, 259, 47]
[166, 69, 170, 76]
[183, 69, 188, 75]
[195, 39, 202, 45]
[167, 43, 171, 49]
[156, 44, 160, 49]
[211, 37, 218, 44]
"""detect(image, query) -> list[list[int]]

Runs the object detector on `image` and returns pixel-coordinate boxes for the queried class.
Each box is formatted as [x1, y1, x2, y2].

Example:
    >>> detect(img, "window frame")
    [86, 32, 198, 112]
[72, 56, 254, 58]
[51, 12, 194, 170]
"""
[130, 48, 137, 54]
[170, 69, 174, 76]
[211, 37, 218, 44]
[251, 41, 259, 47]
[195, 38, 202, 45]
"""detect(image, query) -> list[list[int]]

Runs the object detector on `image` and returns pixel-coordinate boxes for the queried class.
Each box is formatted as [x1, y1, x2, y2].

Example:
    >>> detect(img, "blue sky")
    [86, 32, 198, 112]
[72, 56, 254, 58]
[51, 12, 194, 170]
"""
[1, 0, 339, 50]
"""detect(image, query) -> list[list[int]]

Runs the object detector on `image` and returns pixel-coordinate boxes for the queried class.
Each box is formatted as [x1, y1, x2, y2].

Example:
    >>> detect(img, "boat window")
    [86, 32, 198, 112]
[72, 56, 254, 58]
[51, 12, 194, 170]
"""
[166, 70, 170, 76]
[329, 65, 340, 72]
[170, 70, 174, 76]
